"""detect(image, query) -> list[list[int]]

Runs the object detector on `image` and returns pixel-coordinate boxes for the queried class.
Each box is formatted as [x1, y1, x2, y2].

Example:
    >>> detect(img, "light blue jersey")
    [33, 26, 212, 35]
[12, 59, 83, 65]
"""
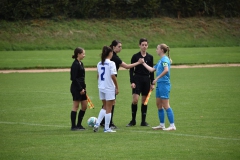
[154, 55, 170, 83]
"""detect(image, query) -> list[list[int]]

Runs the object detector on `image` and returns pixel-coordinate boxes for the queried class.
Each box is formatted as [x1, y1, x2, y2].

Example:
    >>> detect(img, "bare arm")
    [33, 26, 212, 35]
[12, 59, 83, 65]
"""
[120, 61, 141, 69]
[111, 75, 119, 95]
[142, 62, 156, 72]
[152, 66, 169, 85]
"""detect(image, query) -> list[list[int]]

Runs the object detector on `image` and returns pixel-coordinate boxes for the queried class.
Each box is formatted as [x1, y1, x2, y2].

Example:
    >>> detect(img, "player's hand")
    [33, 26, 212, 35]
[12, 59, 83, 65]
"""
[150, 85, 155, 90]
[131, 83, 136, 89]
[152, 79, 157, 85]
[80, 89, 85, 95]
[138, 58, 144, 64]
[115, 88, 119, 95]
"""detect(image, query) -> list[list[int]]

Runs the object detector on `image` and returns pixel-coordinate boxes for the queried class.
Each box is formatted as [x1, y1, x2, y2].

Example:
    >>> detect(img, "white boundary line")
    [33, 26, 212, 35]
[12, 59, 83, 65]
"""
[1, 121, 239, 141]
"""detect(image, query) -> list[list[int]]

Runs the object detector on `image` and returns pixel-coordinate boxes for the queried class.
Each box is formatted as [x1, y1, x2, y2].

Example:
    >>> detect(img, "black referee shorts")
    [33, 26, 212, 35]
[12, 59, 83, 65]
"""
[132, 75, 150, 96]
[71, 89, 87, 101]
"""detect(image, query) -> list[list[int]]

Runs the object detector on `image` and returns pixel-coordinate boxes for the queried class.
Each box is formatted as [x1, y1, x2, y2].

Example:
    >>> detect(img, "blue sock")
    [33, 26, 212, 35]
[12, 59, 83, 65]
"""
[158, 109, 165, 123]
[166, 108, 174, 124]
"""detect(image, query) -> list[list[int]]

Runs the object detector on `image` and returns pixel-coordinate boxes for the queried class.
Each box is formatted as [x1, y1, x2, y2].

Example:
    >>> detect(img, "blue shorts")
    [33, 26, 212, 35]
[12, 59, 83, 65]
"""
[156, 82, 171, 99]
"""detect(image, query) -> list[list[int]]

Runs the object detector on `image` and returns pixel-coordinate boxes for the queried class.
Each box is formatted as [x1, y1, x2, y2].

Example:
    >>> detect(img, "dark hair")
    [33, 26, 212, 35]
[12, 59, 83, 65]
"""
[72, 47, 83, 59]
[110, 40, 121, 49]
[101, 46, 113, 65]
[139, 38, 148, 45]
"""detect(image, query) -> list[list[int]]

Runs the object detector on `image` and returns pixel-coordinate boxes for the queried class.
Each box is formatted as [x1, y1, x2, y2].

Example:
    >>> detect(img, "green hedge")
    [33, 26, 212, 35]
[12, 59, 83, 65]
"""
[0, 0, 239, 20]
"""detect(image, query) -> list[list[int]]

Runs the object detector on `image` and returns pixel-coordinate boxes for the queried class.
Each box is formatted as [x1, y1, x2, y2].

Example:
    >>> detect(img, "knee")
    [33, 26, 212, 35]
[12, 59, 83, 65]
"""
[132, 99, 138, 105]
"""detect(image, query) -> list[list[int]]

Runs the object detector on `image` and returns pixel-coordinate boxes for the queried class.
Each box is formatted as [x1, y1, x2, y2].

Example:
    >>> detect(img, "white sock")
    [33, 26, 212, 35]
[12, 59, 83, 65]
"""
[96, 109, 106, 124]
[170, 123, 175, 127]
[160, 123, 165, 126]
[104, 113, 111, 130]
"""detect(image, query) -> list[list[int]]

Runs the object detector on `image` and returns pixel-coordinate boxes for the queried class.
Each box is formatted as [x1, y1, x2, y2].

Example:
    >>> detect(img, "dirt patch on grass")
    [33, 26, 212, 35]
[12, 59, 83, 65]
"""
[0, 64, 239, 74]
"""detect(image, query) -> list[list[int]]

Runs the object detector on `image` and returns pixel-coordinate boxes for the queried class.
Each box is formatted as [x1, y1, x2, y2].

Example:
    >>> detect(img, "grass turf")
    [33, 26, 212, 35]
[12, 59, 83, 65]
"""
[0, 67, 240, 159]
[0, 47, 240, 69]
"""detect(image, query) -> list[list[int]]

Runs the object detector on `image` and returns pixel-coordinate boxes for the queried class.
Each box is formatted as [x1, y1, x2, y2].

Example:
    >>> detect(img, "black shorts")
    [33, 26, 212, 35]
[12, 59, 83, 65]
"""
[71, 89, 87, 101]
[70, 83, 87, 101]
[132, 75, 150, 96]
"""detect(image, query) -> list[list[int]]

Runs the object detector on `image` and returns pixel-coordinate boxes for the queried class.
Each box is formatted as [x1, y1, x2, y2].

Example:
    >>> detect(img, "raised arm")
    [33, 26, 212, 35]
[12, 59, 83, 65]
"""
[121, 61, 141, 69]
[142, 61, 155, 72]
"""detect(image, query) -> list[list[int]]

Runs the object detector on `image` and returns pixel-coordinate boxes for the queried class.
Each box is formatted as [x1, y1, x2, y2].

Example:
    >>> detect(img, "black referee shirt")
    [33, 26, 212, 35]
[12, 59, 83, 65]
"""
[129, 52, 154, 84]
[70, 59, 85, 91]
[111, 51, 122, 77]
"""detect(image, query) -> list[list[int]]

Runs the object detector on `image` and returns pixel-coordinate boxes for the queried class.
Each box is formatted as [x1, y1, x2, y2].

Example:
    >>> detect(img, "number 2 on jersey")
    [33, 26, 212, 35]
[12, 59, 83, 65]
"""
[100, 67, 105, 81]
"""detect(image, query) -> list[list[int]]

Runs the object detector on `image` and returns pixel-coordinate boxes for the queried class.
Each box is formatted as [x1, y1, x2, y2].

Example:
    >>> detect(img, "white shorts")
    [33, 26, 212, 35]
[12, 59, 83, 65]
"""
[99, 90, 115, 101]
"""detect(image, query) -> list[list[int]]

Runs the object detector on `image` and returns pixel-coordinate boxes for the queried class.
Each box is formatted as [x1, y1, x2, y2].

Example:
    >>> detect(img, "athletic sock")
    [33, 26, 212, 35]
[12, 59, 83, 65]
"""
[70, 111, 77, 128]
[166, 107, 174, 124]
[158, 108, 165, 124]
[105, 113, 111, 130]
[96, 109, 106, 124]
[141, 104, 147, 123]
[77, 110, 85, 127]
[110, 105, 115, 125]
[131, 104, 137, 122]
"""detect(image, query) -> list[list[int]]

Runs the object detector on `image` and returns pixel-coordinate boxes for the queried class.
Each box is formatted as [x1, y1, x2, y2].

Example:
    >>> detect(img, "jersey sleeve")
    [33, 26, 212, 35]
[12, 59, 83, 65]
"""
[162, 57, 169, 68]
[114, 56, 122, 66]
[110, 61, 117, 75]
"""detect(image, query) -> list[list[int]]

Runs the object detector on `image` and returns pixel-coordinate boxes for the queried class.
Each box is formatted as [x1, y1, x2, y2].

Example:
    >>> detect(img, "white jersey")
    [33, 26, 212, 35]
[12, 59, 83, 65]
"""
[97, 59, 117, 93]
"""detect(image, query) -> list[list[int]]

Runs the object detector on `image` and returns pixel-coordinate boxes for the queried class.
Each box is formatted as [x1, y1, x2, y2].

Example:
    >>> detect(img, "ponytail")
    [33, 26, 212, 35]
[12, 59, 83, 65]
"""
[101, 46, 112, 65]
[167, 46, 172, 64]
[159, 44, 172, 64]
[72, 47, 83, 59]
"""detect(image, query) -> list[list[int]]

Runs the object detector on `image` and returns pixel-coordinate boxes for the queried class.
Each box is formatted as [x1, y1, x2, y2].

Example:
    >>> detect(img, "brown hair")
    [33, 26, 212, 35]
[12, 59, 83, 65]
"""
[139, 38, 148, 45]
[110, 40, 121, 49]
[101, 46, 113, 65]
[72, 47, 83, 59]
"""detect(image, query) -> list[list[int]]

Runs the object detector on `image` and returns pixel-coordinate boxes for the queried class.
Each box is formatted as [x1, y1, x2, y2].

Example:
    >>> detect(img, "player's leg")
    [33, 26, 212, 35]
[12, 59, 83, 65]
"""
[152, 85, 165, 130]
[76, 97, 87, 130]
[71, 100, 80, 130]
[110, 98, 117, 129]
[104, 91, 116, 133]
[94, 91, 106, 132]
[161, 84, 176, 131]
[100, 105, 105, 127]
[140, 77, 150, 126]
[126, 93, 139, 127]
[70, 89, 81, 131]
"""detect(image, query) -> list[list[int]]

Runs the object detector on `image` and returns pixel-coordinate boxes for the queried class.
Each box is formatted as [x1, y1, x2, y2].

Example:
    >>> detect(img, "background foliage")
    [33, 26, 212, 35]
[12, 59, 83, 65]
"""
[0, 0, 239, 20]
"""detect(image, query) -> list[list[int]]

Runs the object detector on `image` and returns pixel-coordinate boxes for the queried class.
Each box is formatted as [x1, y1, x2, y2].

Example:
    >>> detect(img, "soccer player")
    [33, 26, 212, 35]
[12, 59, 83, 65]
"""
[100, 40, 143, 129]
[141, 44, 176, 131]
[94, 46, 119, 133]
[70, 47, 88, 131]
[126, 38, 154, 127]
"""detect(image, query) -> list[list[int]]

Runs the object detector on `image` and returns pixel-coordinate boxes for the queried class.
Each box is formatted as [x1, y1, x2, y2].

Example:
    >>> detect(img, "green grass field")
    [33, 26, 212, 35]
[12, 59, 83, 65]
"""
[0, 47, 240, 69]
[0, 67, 240, 159]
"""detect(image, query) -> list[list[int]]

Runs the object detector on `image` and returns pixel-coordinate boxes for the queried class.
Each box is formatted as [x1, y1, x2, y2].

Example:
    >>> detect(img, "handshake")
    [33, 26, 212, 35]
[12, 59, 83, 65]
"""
[138, 58, 145, 64]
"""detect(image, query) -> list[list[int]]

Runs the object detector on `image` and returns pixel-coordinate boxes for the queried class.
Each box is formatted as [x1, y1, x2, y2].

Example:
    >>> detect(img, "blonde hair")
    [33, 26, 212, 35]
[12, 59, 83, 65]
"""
[159, 44, 172, 64]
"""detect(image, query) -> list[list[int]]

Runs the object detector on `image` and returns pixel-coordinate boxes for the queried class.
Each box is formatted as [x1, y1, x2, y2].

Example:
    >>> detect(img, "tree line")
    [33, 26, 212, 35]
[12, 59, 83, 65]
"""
[0, 0, 239, 20]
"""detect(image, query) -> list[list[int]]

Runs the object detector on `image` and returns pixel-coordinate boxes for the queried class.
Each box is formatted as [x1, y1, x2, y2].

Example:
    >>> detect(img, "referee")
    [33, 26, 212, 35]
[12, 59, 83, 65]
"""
[70, 47, 88, 131]
[127, 38, 154, 127]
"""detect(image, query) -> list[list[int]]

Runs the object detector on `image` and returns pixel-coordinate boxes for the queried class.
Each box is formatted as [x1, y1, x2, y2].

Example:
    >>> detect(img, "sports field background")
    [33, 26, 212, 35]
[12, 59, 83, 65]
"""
[0, 17, 240, 159]
[0, 61, 240, 159]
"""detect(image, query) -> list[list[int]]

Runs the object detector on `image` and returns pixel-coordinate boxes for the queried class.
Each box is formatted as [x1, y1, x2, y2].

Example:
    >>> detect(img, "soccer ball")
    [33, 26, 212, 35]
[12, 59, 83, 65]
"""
[87, 117, 97, 127]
